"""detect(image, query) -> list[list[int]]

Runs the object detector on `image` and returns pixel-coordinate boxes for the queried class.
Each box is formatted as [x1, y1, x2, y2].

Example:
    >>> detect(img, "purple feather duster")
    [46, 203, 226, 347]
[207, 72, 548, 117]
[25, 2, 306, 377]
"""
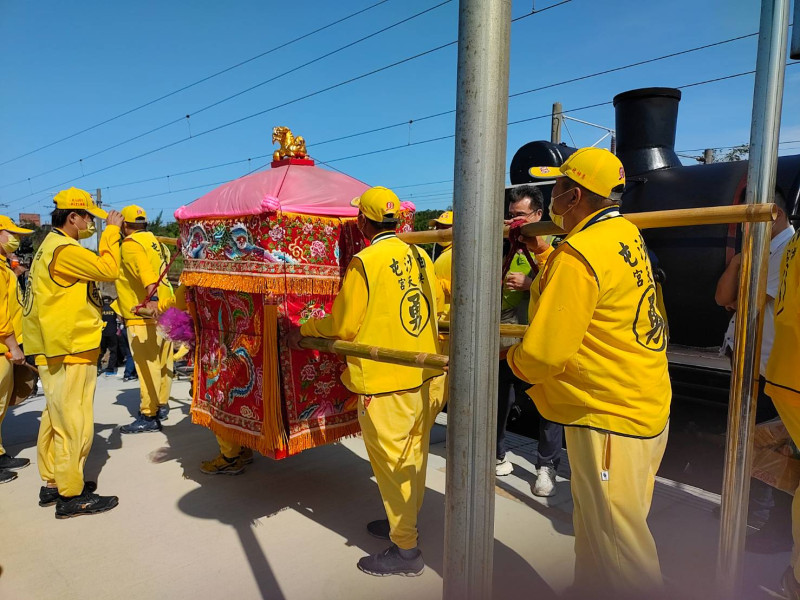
[158, 308, 195, 346]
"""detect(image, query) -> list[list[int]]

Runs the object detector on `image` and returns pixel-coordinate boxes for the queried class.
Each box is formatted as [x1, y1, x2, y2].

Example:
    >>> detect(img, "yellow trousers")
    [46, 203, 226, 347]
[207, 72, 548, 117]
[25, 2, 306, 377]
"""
[36, 362, 97, 497]
[216, 435, 242, 459]
[566, 423, 669, 598]
[769, 389, 800, 581]
[128, 324, 173, 417]
[358, 375, 446, 550]
[0, 356, 14, 455]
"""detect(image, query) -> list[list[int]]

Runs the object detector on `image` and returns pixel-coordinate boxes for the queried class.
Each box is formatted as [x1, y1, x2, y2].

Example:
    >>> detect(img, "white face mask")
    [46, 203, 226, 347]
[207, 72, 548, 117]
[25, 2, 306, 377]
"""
[548, 188, 575, 230]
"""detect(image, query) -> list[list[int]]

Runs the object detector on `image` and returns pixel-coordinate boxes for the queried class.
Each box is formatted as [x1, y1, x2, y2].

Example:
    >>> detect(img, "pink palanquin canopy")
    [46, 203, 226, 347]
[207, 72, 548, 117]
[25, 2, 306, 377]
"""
[174, 162, 369, 220]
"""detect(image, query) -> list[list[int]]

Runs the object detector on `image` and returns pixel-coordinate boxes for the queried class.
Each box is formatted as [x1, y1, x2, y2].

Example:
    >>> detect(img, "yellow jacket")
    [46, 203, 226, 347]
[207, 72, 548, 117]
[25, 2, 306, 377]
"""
[766, 229, 800, 400]
[23, 226, 121, 363]
[301, 231, 443, 395]
[507, 207, 671, 438]
[115, 230, 173, 325]
[0, 260, 23, 353]
[433, 244, 452, 318]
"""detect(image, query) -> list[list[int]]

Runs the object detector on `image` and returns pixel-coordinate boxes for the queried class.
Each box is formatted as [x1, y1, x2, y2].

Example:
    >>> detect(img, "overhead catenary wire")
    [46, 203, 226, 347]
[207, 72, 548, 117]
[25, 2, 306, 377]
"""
[0, 0, 454, 191]
[0, 0, 393, 169]
[101, 64, 799, 209]
[3, 0, 578, 194]
[10, 8, 762, 200]
[34, 38, 792, 201]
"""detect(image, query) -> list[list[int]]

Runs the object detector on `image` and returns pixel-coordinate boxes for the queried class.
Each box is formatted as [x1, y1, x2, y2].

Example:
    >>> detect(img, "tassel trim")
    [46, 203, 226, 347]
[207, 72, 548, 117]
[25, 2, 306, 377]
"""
[180, 271, 340, 296]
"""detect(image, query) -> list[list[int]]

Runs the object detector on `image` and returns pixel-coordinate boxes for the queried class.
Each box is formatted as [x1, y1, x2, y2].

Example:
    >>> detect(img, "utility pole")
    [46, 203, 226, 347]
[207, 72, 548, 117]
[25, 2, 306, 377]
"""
[716, 0, 789, 597]
[551, 101, 562, 144]
[704, 149, 715, 164]
[445, 0, 510, 598]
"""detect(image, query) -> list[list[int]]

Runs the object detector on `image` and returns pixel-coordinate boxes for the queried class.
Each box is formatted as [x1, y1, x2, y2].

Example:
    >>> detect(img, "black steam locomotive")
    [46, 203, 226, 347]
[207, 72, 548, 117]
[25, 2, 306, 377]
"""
[509, 87, 800, 405]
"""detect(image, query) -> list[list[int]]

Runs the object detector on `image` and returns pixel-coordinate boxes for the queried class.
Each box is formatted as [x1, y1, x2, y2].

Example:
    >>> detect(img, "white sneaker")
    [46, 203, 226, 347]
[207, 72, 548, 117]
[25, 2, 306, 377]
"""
[532, 466, 556, 497]
[495, 458, 513, 477]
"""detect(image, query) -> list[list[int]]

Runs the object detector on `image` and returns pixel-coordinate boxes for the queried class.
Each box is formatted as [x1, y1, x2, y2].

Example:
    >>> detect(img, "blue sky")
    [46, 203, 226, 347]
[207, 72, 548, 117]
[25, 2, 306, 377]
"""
[1, 0, 797, 222]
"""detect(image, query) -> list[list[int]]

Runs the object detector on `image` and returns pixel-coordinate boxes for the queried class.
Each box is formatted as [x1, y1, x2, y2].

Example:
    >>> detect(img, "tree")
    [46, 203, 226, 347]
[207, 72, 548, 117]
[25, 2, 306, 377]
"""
[720, 144, 749, 162]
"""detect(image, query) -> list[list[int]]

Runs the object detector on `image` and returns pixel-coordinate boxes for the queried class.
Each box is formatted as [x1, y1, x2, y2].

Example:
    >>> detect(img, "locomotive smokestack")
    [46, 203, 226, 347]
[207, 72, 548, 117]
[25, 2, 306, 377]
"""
[613, 87, 682, 176]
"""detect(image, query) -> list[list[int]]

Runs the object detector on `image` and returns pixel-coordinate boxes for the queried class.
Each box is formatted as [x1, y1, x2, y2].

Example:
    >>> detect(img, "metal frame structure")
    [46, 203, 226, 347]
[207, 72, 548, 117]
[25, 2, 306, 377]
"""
[716, 0, 790, 598]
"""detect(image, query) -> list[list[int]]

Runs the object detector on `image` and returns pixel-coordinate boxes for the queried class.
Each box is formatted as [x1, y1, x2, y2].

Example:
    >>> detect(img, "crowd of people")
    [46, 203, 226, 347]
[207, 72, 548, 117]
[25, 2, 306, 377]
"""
[0, 147, 798, 598]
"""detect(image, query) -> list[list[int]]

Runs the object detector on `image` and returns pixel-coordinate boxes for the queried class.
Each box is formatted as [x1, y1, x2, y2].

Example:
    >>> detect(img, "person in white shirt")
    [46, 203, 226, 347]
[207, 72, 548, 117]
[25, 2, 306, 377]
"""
[715, 187, 795, 552]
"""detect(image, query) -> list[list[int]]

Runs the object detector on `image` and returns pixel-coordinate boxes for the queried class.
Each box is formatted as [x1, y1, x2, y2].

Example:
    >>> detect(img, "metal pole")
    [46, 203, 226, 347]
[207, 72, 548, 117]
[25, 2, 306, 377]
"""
[716, 1, 789, 597]
[444, 0, 510, 598]
[551, 101, 562, 144]
[704, 148, 715, 164]
[791, 0, 800, 59]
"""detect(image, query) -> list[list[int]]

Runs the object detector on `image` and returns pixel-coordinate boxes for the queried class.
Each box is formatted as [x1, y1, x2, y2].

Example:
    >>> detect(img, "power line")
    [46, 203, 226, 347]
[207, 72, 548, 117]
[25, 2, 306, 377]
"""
[0, 0, 453, 191]
[0, 0, 392, 168]
[16, 31, 773, 199]
[3, 0, 577, 199]
[95, 65, 786, 210]
[677, 139, 800, 153]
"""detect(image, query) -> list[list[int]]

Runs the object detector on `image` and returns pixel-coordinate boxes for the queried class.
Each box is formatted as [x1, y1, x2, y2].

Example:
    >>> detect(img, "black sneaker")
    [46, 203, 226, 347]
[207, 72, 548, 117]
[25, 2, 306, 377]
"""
[39, 481, 97, 507]
[367, 519, 391, 540]
[120, 413, 162, 434]
[55, 490, 119, 519]
[157, 404, 170, 421]
[0, 453, 30, 470]
[357, 544, 424, 577]
[0, 469, 17, 484]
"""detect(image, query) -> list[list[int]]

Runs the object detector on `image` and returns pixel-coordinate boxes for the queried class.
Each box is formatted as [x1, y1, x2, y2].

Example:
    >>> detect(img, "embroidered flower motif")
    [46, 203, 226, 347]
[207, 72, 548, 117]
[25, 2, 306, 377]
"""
[314, 380, 335, 398]
[300, 364, 316, 381]
[311, 307, 326, 319]
[302, 223, 314, 236]
[269, 225, 285, 242]
[324, 225, 335, 237]
[310, 240, 326, 259]
[319, 359, 333, 374]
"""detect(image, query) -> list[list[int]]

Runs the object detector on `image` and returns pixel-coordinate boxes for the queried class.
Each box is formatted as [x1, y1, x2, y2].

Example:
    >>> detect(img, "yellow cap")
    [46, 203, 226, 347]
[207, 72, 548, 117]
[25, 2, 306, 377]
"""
[53, 187, 108, 219]
[428, 210, 453, 227]
[529, 147, 626, 199]
[351, 186, 399, 223]
[0, 216, 32, 235]
[121, 205, 147, 223]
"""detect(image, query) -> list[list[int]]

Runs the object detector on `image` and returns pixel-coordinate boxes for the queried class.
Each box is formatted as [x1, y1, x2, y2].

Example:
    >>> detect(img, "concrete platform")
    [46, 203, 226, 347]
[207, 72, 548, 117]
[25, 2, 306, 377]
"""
[0, 377, 790, 599]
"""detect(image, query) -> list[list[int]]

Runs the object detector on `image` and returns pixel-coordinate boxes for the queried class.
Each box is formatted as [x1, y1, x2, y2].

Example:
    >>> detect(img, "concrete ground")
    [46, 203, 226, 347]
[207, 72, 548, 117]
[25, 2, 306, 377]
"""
[0, 376, 791, 599]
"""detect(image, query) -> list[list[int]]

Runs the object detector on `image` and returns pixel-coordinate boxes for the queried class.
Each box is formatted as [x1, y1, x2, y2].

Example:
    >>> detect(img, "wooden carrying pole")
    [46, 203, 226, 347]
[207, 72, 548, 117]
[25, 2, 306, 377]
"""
[298, 337, 448, 370]
[152, 204, 776, 250]
[397, 203, 777, 245]
[438, 320, 527, 338]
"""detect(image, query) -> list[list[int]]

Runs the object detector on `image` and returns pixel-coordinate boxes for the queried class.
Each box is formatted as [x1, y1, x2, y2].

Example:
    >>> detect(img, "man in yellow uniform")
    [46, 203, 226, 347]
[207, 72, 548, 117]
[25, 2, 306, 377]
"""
[507, 148, 671, 598]
[764, 227, 800, 598]
[116, 205, 175, 434]
[0, 216, 33, 484]
[430, 210, 453, 319]
[291, 186, 445, 577]
[24, 187, 123, 518]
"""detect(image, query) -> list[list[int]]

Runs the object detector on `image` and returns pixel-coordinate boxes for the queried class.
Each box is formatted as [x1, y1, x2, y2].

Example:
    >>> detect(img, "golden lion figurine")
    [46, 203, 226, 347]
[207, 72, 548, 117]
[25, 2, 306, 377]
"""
[272, 126, 308, 161]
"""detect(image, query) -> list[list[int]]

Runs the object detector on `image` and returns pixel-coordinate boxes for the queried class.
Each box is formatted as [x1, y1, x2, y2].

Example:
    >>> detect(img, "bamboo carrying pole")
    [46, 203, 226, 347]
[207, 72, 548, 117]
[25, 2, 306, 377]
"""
[297, 337, 448, 370]
[150, 204, 777, 250]
[438, 320, 527, 338]
[398, 203, 777, 245]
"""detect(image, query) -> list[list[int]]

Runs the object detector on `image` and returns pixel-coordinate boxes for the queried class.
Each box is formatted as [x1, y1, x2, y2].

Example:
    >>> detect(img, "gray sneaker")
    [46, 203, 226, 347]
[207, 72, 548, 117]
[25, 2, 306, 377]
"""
[357, 545, 424, 577]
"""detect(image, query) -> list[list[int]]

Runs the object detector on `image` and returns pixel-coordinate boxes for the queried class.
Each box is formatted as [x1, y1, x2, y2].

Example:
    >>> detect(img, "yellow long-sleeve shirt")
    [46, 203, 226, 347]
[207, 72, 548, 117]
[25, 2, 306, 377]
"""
[27, 226, 121, 365]
[116, 231, 173, 324]
[301, 232, 443, 395]
[433, 244, 452, 319]
[507, 208, 671, 438]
